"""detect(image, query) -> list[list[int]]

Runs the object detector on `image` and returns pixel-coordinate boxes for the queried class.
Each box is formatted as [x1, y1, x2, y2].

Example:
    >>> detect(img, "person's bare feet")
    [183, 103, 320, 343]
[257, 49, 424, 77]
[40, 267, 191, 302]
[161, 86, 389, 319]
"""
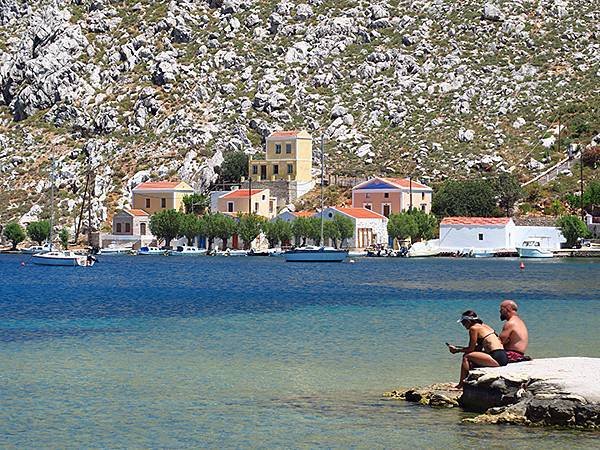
[453, 383, 464, 390]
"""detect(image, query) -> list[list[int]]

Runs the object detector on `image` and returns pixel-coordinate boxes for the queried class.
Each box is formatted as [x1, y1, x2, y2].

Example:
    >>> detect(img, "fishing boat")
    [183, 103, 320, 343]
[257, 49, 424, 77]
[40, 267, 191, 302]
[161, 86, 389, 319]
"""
[284, 136, 348, 263]
[138, 246, 167, 256]
[98, 246, 132, 255]
[517, 238, 554, 258]
[168, 245, 207, 256]
[32, 251, 95, 266]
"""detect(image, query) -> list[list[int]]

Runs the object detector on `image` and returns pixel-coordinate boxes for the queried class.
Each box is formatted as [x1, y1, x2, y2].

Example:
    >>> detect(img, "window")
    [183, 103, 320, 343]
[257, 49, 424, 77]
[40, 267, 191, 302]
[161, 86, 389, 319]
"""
[140, 223, 146, 235]
[285, 143, 292, 153]
[227, 202, 234, 213]
[262, 194, 266, 200]
[421, 204, 426, 211]
[145, 198, 150, 208]
[125, 223, 130, 233]
[287, 164, 293, 174]
[384, 192, 389, 198]
[254, 202, 259, 212]
[269, 201, 274, 213]
[252, 165, 258, 175]
[478, 233, 484, 241]
[116, 223, 122, 233]
[275, 144, 282, 154]
[328, 212, 333, 218]
[383, 204, 391, 217]
[273, 164, 279, 175]
[364, 203, 372, 210]
[161, 198, 166, 208]
[422, 192, 425, 200]
[365, 193, 370, 199]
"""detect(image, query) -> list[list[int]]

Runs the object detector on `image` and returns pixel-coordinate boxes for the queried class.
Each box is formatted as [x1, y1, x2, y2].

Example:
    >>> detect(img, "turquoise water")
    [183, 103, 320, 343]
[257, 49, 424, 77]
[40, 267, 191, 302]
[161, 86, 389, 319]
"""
[1, 255, 599, 448]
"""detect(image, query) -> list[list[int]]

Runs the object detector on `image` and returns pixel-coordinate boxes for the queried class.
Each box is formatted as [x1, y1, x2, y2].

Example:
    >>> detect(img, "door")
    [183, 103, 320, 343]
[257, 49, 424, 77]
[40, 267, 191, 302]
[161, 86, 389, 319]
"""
[232, 234, 239, 249]
[140, 223, 146, 235]
[260, 165, 267, 180]
[383, 204, 391, 217]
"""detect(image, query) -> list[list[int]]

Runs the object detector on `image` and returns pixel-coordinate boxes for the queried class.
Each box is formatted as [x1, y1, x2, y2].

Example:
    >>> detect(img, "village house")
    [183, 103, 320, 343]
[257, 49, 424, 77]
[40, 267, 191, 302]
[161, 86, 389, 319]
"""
[319, 207, 388, 249]
[275, 210, 315, 222]
[98, 209, 154, 249]
[352, 177, 433, 217]
[245, 130, 315, 205]
[132, 181, 194, 214]
[211, 188, 277, 219]
[438, 217, 565, 251]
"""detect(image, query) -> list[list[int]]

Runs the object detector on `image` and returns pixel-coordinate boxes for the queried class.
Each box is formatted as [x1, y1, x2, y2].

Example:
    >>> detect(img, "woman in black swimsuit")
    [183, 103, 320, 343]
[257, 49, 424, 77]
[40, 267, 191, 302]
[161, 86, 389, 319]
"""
[447, 310, 508, 388]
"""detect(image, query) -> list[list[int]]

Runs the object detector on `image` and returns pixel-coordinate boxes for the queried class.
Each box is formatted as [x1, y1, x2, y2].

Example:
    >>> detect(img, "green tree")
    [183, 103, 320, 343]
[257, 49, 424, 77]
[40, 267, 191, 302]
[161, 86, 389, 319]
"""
[59, 228, 69, 249]
[410, 209, 438, 241]
[149, 209, 182, 248]
[263, 219, 292, 248]
[180, 214, 201, 246]
[332, 214, 354, 247]
[494, 173, 523, 217]
[556, 215, 590, 248]
[323, 221, 341, 248]
[3, 222, 26, 250]
[307, 217, 322, 245]
[182, 193, 209, 215]
[432, 179, 499, 217]
[388, 212, 418, 243]
[292, 216, 312, 246]
[218, 151, 249, 183]
[213, 213, 237, 250]
[26, 220, 51, 245]
[237, 213, 265, 249]
[583, 180, 600, 210]
[199, 213, 219, 251]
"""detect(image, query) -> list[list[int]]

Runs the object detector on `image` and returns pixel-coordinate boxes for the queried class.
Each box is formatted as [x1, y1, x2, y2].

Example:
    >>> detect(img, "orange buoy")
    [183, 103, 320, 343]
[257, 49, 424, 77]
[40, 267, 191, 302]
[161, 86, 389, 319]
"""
[519, 262, 525, 270]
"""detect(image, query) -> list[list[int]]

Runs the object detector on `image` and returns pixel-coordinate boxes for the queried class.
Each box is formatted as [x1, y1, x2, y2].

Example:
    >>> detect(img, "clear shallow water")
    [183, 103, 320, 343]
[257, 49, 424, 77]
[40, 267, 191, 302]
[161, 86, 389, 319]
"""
[0, 255, 599, 448]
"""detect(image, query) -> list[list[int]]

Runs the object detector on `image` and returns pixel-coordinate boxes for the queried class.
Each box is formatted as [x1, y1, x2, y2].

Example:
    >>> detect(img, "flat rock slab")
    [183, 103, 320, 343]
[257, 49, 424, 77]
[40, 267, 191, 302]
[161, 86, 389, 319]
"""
[386, 357, 600, 429]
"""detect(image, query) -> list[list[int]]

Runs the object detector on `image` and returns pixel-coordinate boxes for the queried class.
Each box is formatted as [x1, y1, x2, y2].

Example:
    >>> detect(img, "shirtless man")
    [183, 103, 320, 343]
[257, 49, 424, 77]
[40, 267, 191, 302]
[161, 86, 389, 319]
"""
[499, 300, 529, 362]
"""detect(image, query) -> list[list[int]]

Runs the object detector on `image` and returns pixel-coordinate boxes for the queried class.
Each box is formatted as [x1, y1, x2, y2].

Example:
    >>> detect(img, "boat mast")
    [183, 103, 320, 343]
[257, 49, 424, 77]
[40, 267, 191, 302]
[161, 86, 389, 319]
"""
[49, 158, 55, 251]
[320, 135, 324, 246]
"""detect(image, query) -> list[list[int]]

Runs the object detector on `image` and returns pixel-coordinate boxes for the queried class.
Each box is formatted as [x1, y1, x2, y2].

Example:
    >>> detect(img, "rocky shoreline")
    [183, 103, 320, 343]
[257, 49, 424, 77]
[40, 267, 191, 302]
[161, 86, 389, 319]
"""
[384, 357, 600, 429]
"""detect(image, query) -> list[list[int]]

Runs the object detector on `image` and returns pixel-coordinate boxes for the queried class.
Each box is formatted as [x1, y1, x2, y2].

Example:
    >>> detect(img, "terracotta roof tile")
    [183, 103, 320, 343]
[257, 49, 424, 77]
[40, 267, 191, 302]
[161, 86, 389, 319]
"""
[128, 209, 149, 217]
[293, 211, 315, 217]
[383, 177, 431, 190]
[222, 189, 265, 199]
[335, 207, 386, 219]
[440, 217, 512, 226]
[134, 181, 183, 190]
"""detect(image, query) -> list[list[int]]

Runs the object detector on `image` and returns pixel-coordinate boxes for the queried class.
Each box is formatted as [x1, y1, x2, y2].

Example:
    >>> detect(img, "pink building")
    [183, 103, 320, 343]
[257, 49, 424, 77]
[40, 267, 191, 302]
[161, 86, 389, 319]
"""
[352, 177, 433, 217]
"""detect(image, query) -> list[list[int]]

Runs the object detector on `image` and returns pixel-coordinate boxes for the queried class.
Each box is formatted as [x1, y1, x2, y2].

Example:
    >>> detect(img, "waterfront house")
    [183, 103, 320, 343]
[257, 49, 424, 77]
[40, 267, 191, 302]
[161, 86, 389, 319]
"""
[213, 188, 277, 219]
[112, 209, 150, 236]
[438, 217, 565, 251]
[132, 181, 194, 214]
[246, 130, 315, 204]
[585, 211, 600, 238]
[275, 210, 316, 222]
[352, 177, 433, 217]
[319, 207, 388, 249]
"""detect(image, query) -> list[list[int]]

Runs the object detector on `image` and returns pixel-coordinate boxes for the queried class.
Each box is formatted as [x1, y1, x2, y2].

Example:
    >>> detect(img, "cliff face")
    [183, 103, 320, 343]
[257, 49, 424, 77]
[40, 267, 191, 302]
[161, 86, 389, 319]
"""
[0, 0, 598, 228]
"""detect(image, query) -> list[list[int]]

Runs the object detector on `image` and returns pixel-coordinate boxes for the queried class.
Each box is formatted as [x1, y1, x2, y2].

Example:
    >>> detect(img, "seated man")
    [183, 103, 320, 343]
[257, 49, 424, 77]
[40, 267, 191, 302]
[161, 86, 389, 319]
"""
[499, 300, 530, 362]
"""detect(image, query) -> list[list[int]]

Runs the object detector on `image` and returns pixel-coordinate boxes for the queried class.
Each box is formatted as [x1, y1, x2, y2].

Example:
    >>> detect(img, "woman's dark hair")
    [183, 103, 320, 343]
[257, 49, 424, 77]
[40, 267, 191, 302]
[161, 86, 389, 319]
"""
[461, 310, 483, 324]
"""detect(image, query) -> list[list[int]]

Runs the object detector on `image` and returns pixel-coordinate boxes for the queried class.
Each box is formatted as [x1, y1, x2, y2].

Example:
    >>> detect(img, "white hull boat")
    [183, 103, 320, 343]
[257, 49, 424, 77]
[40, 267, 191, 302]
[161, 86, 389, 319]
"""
[98, 247, 132, 255]
[284, 246, 348, 262]
[214, 249, 247, 256]
[138, 246, 167, 256]
[472, 250, 496, 258]
[32, 251, 95, 266]
[407, 240, 441, 258]
[517, 238, 554, 258]
[169, 245, 207, 256]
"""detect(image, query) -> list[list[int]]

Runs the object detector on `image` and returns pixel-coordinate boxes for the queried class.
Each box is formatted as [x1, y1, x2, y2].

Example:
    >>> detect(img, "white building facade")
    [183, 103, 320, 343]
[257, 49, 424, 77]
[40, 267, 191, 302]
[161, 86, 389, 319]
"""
[439, 217, 565, 251]
[320, 207, 388, 249]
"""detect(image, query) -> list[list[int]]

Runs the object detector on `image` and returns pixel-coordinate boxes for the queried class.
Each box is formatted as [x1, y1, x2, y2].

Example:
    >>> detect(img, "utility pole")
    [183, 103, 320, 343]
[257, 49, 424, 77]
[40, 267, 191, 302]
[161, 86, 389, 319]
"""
[557, 116, 561, 157]
[409, 176, 413, 210]
[248, 176, 252, 214]
[580, 154, 584, 220]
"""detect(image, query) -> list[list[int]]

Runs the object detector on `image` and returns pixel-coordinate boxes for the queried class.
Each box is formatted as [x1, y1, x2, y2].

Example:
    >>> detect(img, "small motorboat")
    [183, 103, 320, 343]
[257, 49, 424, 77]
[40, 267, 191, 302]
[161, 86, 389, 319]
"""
[138, 246, 167, 256]
[21, 243, 52, 254]
[98, 246, 132, 255]
[472, 249, 496, 258]
[284, 246, 348, 262]
[168, 245, 207, 256]
[407, 240, 441, 258]
[32, 251, 95, 266]
[247, 249, 270, 256]
[517, 238, 554, 258]
[215, 249, 247, 256]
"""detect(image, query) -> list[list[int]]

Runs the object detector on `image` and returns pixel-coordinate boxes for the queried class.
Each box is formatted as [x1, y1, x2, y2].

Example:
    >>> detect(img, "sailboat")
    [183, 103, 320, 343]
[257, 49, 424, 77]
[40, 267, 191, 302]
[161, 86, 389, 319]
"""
[32, 159, 95, 267]
[284, 136, 348, 263]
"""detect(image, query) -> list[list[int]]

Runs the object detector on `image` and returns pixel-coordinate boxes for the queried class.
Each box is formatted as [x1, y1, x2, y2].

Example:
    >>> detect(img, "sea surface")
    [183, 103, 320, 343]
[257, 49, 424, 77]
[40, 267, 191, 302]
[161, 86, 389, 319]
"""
[1, 254, 599, 448]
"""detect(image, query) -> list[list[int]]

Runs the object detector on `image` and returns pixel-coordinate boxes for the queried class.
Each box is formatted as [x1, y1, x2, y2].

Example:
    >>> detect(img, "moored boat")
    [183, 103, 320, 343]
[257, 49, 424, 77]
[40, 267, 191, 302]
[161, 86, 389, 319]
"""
[21, 243, 52, 254]
[284, 246, 348, 262]
[472, 249, 496, 258]
[32, 251, 95, 266]
[168, 245, 207, 256]
[98, 246, 132, 255]
[138, 246, 167, 256]
[517, 238, 554, 258]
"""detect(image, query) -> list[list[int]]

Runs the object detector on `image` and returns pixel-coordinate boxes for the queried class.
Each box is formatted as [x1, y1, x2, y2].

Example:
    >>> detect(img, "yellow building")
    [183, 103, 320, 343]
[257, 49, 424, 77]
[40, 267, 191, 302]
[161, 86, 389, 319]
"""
[132, 181, 194, 214]
[249, 130, 313, 183]
[214, 189, 277, 219]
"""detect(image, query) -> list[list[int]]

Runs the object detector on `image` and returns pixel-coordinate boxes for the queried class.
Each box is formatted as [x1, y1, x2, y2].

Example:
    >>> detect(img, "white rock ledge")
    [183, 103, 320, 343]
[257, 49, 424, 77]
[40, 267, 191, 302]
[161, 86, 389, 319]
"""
[386, 357, 600, 429]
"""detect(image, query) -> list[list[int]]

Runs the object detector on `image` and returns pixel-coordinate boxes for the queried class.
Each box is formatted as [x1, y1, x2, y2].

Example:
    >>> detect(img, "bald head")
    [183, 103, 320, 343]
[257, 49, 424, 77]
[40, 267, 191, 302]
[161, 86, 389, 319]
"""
[500, 300, 518, 320]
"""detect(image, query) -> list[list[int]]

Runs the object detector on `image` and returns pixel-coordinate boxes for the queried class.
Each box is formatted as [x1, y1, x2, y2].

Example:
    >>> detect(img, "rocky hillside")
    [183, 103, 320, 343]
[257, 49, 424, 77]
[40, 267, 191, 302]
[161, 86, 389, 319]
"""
[0, 0, 598, 230]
